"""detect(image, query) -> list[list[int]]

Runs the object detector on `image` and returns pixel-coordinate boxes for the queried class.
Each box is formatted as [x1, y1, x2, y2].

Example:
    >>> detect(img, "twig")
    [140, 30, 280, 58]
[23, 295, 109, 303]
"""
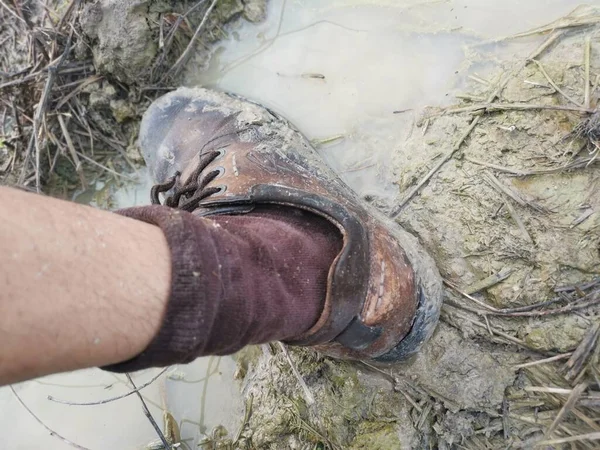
[544, 382, 588, 437]
[58, 114, 86, 188]
[502, 398, 510, 440]
[482, 171, 548, 214]
[465, 157, 527, 176]
[442, 102, 593, 115]
[467, 156, 600, 176]
[55, 74, 103, 109]
[514, 353, 572, 369]
[422, 117, 430, 135]
[530, 59, 583, 107]
[562, 323, 600, 382]
[556, 278, 600, 293]
[445, 279, 556, 314]
[524, 386, 573, 395]
[169, 0, 218, 78]
[391, 117, 480, 217]
[76, 150, 134, 179]
[151, 0, 209, 81]
[571, 408, 600, 433]
[56, 0, 81, 31]
[18, 31, 74, 190]
[359, 361, 395, 384]
[522, 157, 598, 176]
[233, 393, 253, 445]
[310, 134, 345, 146]
[452, 289, 600, 318]
[126, 373, 172, 450]
[0, 0, 26, 24]
[10, 386, 91, 450]
[529, 30, 566, 60]
[445, 279, 600, 317]
[342, 162, 376, 173]
[584, 36, 591, 109]
[35, 37, 74, 190]
[442, 305, 531, 349]
[468, 74, 490, 85]
[471, 6, 597, 47]
[504, 200, 534, 244]
[278, 342, 315, 405]
[462, 268, 513, 295]
[47, 367, 169, 406]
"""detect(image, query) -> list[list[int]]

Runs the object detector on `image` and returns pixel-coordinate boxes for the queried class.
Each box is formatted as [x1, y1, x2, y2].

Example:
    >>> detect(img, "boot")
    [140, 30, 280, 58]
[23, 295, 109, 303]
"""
[138, 87, 442, 362]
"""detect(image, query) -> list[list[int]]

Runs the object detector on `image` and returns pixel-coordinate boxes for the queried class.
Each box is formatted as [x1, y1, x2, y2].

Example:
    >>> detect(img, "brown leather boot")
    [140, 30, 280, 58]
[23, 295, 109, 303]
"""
[141, 87, 442, 362]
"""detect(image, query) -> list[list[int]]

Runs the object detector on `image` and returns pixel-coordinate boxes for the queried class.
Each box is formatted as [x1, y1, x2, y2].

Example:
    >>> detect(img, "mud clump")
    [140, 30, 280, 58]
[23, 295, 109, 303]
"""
[80, 0, 267, 84]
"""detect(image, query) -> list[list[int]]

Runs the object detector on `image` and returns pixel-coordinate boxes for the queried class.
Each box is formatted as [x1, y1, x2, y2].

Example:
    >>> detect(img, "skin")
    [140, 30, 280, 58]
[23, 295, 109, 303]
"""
[0, 186, 170, 385]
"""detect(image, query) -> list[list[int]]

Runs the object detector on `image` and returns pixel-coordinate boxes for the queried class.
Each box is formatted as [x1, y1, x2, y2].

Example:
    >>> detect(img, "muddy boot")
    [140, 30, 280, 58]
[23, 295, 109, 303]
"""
[138, 87, 442, 363]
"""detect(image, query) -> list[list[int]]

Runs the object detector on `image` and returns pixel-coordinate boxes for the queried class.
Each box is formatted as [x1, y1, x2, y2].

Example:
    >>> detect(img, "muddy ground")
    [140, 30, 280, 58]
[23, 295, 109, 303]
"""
[1, 2, 599, 450]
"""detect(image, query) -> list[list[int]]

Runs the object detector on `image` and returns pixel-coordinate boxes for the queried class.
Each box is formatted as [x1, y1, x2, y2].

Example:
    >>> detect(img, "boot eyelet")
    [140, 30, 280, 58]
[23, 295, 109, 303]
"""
[214, 185, 227, 195]
[214, 166, 226, 178]
[215, 147, 227, 159]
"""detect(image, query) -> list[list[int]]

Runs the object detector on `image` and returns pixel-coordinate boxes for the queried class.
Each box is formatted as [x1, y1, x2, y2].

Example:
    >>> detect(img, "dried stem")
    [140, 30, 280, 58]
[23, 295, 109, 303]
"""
[445, 279, 600, 317]
[169, 0, 218, 78]
[544, 382, 588, 437]
[10, 385, 91, 450]
[584, 36, 592, 109]
[530, 59, 583, 107]
[442, 102, 593, 115]
[47, 367, 169, 406]
[18, 31, 74, 190]
[126, 373, 172, 450]
[278, 342, 315, 406]
[514, 353, 573, 369]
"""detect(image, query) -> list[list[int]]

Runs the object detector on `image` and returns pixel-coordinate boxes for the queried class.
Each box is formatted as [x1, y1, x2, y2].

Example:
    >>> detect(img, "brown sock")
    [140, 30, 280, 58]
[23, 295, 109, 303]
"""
[104, 205, 342, 372]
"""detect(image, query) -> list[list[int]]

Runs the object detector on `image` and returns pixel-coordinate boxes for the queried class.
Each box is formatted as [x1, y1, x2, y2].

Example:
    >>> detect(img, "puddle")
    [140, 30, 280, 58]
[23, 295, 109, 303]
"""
[186, 0, 586, 205]
[74, 168, 154, 209]
[1, 0, 593, 448]
[0, 357, 242, 449]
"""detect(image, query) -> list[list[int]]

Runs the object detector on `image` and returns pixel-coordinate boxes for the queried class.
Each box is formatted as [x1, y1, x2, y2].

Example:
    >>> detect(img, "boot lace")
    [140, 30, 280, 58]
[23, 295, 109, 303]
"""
[150, 150, 222, 212]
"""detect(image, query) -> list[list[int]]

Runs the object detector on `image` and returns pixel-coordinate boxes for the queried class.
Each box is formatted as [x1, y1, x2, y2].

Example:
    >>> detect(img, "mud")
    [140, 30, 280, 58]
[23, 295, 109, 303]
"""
[80, 0, 267, 84]
[395, 29, 600, 348]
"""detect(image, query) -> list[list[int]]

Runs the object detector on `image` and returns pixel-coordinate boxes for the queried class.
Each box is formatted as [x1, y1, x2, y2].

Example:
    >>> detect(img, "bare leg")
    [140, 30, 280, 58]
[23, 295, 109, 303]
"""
[0, 187, 170, 385]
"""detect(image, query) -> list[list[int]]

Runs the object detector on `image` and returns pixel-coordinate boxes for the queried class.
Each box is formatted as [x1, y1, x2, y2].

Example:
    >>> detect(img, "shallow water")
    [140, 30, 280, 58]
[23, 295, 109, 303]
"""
[1, 357, 242, 449]
[1, 1, 592, 448]
[187, 0, 586, 204]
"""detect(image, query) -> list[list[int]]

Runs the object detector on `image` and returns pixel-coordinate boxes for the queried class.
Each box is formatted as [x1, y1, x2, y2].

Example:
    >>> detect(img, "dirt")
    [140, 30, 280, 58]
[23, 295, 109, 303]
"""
[80, 0, 266, 85]
[394, 29, 600, 352]
[2, 2, 599, 450]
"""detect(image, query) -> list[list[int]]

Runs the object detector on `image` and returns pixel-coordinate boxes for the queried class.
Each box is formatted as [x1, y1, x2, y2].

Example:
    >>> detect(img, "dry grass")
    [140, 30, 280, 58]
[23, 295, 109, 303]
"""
[0, 0, 222, 199]
[0, 0, 120, 195]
